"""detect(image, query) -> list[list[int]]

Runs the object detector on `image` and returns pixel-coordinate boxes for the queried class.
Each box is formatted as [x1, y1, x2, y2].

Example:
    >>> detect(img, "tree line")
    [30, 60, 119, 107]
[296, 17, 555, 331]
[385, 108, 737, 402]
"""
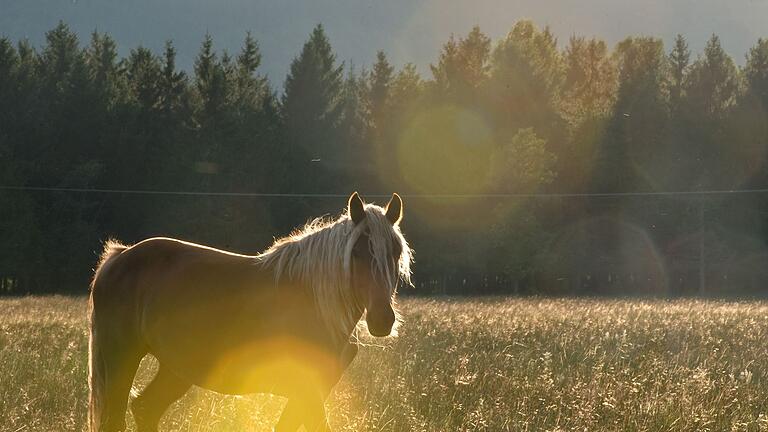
[2, 21, 768, 296]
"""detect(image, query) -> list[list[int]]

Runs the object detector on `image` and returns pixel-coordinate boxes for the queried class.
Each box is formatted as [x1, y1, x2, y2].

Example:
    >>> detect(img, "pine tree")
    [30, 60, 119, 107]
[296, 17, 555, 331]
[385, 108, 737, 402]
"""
[682, 34, 741, 189]
[233, 32, 269, 118]
[744, 38, 768, 109]
[430, 26, 490, 103]
[337, 67, 373, 187]
[686, 34, 739, 119]
[0, 38, 18, 150]
[159, 40, 188, 117]
[0, 38, 18, 104]
[368, 50, 393, 131]
[594, 36, 668, 193]
[38, 21, 85, 96]
[86, 31, 122, 106]
[0, 37, 20, 183]
[36, 21, 93, 182]
[389, 63, 423, 115]
[126, 47, 162, 112]
[194, 34, 230, 123]
[457, 26, 492, 91]
[152, 40, 191, 191]
[9, 39, 38, 170]
[281, 24, 344, 192]
[668, 34, 690, 113]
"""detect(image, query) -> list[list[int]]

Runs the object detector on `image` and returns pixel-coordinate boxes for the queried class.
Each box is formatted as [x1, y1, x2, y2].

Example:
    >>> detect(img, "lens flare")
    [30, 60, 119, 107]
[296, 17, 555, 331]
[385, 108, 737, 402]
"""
[202, 336, 342, 396]
[396, 105, 494, 195]
[389, 105, 498, 228]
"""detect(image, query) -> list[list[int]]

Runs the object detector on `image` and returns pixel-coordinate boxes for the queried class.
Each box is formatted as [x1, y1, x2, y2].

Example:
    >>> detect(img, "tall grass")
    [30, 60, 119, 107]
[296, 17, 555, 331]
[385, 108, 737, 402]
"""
[2, 296, 767, 431]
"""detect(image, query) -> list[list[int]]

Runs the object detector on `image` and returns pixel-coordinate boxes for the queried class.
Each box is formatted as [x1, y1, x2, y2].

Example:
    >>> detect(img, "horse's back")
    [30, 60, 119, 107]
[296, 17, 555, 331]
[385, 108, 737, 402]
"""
[120, 237, 271, 327]
[114, 237, 261, 292]
[129, 237, 255, 259]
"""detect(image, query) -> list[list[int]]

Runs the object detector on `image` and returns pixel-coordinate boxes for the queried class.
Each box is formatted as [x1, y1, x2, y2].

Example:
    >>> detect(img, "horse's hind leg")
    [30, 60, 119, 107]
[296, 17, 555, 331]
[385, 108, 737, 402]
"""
[130, 363, 191, 432]
[99, 345, 144, 432]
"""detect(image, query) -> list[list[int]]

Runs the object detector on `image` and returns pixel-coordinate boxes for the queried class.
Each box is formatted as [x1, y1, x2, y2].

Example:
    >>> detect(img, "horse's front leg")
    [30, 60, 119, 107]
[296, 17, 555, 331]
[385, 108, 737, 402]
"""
[275, 343, 358, 432]
[275, 392, 330, 432]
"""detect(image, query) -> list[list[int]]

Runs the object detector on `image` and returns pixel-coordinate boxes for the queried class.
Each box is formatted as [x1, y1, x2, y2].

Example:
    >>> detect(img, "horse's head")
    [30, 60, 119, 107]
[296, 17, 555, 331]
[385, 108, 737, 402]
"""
[347, 192, 411, 337]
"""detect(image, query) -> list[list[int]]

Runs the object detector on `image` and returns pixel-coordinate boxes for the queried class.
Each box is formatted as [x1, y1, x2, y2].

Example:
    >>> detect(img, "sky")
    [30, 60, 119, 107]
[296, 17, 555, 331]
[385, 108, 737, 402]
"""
[2, 0, 768, 89]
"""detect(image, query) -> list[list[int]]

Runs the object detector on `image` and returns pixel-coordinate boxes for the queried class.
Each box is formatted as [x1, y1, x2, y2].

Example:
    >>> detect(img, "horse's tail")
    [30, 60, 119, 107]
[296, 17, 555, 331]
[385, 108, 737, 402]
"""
[88, 239, 127, 432]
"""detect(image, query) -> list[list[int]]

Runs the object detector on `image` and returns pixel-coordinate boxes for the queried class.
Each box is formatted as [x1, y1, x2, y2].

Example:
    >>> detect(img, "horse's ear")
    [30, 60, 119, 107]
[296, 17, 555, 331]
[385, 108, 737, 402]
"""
[385, 193, 403, 225]
[348, 192, 366, 225]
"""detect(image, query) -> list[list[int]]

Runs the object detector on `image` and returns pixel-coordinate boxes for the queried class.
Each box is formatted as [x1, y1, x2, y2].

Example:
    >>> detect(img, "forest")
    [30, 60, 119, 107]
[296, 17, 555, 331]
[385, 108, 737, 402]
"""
[2, 21, 768, 296]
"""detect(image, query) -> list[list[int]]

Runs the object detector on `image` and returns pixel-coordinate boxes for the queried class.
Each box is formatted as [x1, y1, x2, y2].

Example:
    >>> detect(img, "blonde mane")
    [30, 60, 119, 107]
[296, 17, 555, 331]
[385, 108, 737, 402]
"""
[257, 203, 413, 345]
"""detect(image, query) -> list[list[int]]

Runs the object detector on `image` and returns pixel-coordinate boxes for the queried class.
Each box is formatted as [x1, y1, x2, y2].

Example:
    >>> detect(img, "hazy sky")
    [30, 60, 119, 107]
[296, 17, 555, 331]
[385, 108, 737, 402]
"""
[3, 0, 768, 88]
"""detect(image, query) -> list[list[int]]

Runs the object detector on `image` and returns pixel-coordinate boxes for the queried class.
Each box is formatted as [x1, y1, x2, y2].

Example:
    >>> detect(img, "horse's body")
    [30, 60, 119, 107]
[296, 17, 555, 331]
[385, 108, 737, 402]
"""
[88, 193, 411, 432]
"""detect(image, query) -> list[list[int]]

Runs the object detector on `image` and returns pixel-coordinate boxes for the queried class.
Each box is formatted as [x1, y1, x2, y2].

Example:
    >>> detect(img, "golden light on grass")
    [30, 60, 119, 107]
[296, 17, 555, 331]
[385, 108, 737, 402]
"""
[5, 296, 768, 431]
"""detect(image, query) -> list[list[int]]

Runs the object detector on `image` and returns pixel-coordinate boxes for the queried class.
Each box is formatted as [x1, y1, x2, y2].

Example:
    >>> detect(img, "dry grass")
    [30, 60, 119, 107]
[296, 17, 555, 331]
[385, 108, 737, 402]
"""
[2, 296, 768, 431]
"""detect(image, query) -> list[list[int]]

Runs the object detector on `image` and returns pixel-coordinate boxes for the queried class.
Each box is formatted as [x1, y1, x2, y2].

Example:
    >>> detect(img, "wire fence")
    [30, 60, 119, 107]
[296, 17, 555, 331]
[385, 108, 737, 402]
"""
[2, 184, 768, 297]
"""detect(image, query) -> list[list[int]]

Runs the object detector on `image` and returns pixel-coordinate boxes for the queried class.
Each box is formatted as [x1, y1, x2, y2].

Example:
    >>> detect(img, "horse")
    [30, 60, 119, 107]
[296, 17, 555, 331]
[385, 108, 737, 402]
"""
[87, 192, 412, 432]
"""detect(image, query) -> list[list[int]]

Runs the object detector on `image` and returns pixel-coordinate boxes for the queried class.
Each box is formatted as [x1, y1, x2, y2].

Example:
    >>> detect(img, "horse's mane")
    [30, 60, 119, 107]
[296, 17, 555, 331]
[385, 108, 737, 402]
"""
[257, 203, 413, 345]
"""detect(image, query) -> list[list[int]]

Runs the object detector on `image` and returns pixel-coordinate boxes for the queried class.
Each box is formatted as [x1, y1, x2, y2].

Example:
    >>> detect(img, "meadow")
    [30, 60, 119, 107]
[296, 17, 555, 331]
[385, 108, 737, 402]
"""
[2, 295, 768, 432]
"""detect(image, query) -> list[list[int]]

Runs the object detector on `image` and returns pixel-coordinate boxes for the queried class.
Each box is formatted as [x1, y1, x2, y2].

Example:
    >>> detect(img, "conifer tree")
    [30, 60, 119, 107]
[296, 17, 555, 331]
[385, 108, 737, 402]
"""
[281, 24, 344, 192]
[686, 34, 739, 119]
[595, 36, 667, 193]
[430, 26, 491, 103]
[368, 50, 394, 131]
[668, 34, 690, 113]
[744, 39, 768, 109]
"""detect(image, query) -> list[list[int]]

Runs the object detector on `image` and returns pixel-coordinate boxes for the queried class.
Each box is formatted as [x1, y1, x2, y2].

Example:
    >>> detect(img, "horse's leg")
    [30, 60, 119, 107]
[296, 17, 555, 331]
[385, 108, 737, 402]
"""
[99, 345, 144, 432]
[275, 392, 330, 432]
[275, 343, 357, 432]
[130, 363, 191, 432]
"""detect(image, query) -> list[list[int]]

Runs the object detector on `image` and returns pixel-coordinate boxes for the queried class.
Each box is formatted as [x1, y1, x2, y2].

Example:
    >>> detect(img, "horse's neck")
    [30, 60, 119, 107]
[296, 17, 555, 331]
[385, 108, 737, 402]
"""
[271, 268, 365, 352]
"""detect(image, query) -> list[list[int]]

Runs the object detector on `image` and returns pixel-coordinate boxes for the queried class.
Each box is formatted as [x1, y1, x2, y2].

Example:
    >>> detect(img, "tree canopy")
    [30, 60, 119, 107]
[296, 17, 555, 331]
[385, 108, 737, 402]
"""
[2, 21, 768, 297]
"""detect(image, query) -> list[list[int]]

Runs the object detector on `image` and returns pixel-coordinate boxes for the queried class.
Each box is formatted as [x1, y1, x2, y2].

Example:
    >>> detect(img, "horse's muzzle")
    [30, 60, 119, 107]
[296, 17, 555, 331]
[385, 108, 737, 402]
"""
[366, 310, 396, 337]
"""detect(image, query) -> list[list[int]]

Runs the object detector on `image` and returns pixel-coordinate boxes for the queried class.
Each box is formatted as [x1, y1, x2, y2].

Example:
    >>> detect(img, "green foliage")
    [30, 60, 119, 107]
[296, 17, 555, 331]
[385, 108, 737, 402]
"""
[488, 20, 564, 128]
[282, 24, 343, 150]
[281, 24, 345, 196]
[430, 26, 491, 103]
[491, 128, 556, 193]
[686, 34, 740, 119]
[668, 34, 690, 111]
[593, 37, 669, 193]
[2, 21, 768, 296]
[367, 50, 394, 129]
[561, 36, 616, 123]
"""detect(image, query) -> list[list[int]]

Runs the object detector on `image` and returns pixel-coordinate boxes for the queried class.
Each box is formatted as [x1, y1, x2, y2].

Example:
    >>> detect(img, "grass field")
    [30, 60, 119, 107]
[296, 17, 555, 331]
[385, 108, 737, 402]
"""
[2, 296, 768, 432]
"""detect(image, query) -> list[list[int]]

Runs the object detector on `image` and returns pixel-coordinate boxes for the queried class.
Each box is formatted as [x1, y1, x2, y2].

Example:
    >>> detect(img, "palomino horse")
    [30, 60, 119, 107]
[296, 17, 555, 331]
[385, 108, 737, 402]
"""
[88, 192, 412, 432]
